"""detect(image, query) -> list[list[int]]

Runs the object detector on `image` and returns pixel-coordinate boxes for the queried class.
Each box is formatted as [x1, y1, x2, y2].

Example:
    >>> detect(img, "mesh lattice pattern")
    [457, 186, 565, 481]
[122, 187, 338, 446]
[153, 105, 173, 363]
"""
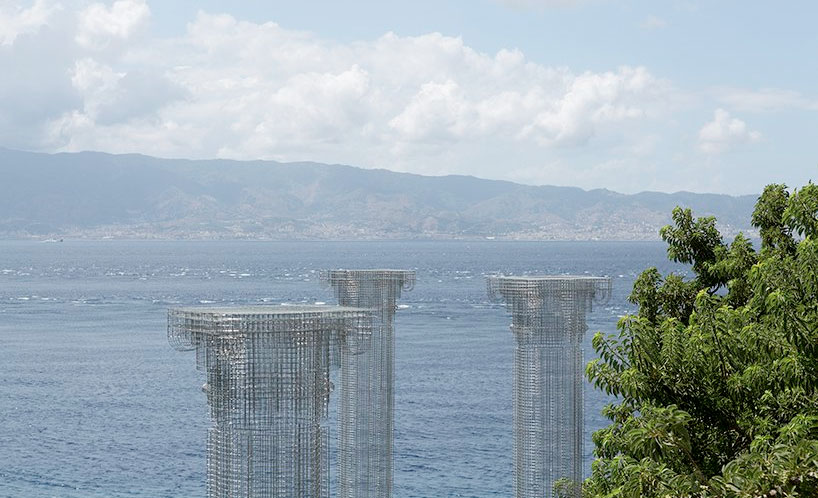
[321, 270, 415, 498]
[169, 306, 373, 498]
[488, 276, 611, 498]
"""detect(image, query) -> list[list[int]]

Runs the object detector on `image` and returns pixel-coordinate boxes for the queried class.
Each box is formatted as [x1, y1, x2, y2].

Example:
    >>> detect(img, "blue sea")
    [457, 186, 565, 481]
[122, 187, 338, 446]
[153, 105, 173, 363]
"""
[0, 240, 686, 497]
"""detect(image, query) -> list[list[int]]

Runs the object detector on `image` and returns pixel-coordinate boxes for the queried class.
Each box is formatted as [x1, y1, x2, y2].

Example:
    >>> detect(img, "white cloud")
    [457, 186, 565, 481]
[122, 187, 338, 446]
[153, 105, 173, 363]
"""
[30, 12, 672, 162]
[75, 0, 149, 49]
[519, 66, 660, 146]
[71, 57, 120, 93]
[389, 80, 472, 141]
[67, 57, 181, 124]
[698, 108, 761, 154]
[714, 87, 818, 112]
[0, 6, 684, 191]
[0, 0, 60, 45]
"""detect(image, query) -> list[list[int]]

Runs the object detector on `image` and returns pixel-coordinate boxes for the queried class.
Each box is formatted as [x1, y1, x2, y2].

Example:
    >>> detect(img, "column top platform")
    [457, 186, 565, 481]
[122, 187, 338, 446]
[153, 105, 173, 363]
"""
[321, 269, 415, 274]
[487, 274, 611, 301]
[321, 269, 415, 287]
[488, 274, 609, 281]
[169, 304, 368, 318]
[168, 305, 372, 351]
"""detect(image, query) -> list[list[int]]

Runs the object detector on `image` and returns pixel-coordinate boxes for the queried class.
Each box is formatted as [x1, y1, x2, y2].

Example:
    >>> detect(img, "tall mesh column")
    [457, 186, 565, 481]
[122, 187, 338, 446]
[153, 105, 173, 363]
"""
[168, 305, 373, 498]
[488, 276, 611, 498]
[321, 269, 415, 498]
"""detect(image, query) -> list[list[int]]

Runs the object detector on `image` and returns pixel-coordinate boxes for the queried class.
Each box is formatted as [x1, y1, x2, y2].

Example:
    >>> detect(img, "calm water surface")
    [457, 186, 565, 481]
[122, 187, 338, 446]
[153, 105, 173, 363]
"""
[0, 240, 685, 497]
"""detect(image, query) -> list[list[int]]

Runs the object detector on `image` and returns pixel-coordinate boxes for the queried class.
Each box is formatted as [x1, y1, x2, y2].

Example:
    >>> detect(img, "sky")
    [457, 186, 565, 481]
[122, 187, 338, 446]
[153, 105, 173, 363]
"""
[1, 0, 816, 194]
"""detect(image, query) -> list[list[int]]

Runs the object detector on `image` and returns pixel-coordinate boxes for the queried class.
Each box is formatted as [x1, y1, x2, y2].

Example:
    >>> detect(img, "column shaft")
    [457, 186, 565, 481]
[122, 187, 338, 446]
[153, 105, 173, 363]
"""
[488, 276, 610, 498]
[169, 306, 372, 498]
[323, 270, 414, 498]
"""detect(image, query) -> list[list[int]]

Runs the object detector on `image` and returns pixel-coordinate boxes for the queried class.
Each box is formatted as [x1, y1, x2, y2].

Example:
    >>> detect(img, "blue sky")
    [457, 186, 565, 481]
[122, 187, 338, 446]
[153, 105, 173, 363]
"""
[1, 0, 816, 194]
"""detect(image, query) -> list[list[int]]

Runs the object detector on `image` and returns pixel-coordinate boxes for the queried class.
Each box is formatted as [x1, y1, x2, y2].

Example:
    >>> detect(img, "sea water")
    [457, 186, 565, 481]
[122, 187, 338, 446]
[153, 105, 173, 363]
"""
[0, 240, 686, 497]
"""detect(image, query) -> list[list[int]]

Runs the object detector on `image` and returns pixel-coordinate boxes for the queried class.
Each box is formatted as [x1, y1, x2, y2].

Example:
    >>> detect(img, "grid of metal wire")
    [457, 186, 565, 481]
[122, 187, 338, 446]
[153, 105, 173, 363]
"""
[320, 270, 415, 498]
[169, 305, 374, 498]
[487, 276, 611, 498]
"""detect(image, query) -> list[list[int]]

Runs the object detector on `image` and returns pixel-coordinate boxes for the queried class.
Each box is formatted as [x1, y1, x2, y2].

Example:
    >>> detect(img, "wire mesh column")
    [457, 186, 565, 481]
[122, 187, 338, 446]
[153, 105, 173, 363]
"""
[321, 269, 415, 498]
[488, 276, 611, 498]
[168, 305, 373, 498]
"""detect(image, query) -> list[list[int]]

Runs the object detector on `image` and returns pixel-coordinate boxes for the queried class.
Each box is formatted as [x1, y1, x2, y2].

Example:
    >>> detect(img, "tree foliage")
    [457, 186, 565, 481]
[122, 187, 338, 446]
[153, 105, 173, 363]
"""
[582, 183, 818, 497]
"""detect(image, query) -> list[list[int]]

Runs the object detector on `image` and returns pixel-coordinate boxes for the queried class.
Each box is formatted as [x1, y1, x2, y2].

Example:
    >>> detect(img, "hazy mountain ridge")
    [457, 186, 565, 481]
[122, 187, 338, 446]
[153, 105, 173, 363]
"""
[0, 148, 758, 240]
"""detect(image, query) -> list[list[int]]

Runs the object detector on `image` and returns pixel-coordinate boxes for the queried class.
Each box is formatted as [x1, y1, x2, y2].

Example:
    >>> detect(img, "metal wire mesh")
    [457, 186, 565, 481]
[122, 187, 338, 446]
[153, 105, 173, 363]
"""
[169, 305, 374, 498]
[320, 269, 415, 498]
[487, 276, 611, 498]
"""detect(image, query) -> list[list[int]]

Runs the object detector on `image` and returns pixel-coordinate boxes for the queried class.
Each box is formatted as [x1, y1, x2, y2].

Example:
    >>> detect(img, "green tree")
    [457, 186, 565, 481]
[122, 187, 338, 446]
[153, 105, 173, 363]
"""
[581, 183, 818, 498]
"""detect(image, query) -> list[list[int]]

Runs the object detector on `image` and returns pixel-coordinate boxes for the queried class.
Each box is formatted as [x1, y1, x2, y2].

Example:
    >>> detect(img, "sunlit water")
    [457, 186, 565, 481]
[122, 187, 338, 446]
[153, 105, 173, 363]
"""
[0, 240, 685, 497]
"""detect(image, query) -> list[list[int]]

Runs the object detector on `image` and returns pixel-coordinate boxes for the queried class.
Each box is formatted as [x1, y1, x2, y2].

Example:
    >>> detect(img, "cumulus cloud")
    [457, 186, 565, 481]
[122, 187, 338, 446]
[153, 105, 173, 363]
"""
[519, 66, 660, 146]
[0, 0, 60, 45]
[698, 108, 761, 154]
[75, 0, 150, 49]
[18, 11, 671, 160]
[68, 57, 182, 124]
[0, 3, 680, 189]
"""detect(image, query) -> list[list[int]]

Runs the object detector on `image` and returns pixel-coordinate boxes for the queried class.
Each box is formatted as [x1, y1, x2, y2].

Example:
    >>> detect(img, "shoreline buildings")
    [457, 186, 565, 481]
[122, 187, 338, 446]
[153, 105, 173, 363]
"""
[168, 305, 374, 498]
[488, 275, 611, 498]
[322, 269, 415, 498]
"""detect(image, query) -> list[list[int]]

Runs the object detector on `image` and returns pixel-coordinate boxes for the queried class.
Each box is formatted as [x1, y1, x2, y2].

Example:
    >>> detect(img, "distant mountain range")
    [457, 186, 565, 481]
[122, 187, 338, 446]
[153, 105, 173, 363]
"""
[0, 148, 758, 240]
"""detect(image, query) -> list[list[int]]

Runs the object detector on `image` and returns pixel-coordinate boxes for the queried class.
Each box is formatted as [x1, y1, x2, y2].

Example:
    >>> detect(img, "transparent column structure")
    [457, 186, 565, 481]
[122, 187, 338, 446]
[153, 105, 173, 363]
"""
[488, 276, 611, 498]
[321, 270, 415, 498]
[168, 305, 374, 498]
